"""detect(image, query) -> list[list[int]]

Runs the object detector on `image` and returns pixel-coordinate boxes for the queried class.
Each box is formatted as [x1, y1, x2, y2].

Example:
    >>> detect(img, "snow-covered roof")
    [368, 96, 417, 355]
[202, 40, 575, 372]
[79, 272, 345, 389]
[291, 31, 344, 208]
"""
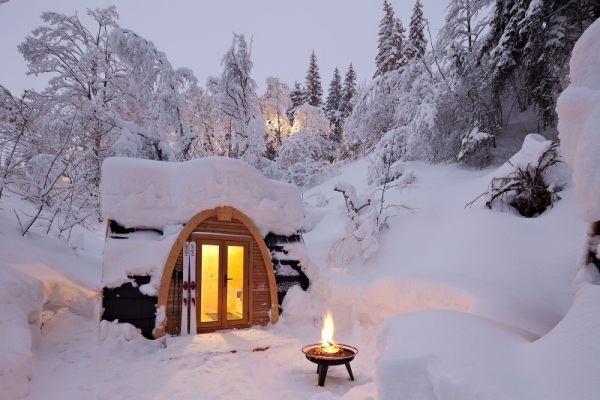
[101, 156, 304, 290]
[101, 157, 304, 236]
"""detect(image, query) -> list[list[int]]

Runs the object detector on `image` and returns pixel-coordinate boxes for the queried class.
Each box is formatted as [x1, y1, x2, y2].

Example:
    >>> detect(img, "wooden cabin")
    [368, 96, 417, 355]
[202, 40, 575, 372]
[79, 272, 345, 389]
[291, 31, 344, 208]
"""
[101, 157, 309, 339]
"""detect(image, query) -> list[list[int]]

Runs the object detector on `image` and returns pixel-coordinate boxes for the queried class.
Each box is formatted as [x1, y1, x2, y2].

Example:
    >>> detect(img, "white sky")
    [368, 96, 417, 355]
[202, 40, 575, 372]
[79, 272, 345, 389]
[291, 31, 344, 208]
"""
[0, 0, 446, 95]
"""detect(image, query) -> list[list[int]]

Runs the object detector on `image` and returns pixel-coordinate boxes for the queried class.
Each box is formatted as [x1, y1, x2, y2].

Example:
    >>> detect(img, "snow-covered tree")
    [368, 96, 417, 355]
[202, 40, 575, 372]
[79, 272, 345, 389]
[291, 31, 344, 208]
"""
[423, 0, 498, 165]
[211, 33, 265, 162]
[343, 77, 396, 158]
[291, 103, 332, 139]
[374, 0, 407, 77]
[482, 0, 599, 128]
[17, 7, 123, 213]
[108, 28, 199, 161]
[259, 77, 292, 160]
[325, 67, 343, 142]
[11, 109, 96, 237]
[279, 103, 334, 188]
[0, 87, 41, 200]
[304, 51, 323, 107]
[14, 6, 211, 227]
[287, 81, 304, 124]
[339, 63, 358, 119]
[276, 131, 331, 189]
[405, 0, 428, 59]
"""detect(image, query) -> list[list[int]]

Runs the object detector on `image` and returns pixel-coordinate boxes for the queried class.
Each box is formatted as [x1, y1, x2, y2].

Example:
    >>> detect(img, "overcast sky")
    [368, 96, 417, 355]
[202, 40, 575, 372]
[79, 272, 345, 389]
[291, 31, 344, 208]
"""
[0, 0, 446, 95]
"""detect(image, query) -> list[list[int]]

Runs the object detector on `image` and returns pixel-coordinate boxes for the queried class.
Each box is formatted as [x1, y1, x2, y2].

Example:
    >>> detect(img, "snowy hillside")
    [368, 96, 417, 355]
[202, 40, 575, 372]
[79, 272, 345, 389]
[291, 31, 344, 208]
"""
[2, 145, 598, 398]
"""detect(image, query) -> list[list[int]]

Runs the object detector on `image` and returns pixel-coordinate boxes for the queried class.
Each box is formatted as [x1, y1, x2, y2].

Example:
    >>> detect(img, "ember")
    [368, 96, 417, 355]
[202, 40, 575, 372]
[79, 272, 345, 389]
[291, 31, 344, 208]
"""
[305, 345, 355, 358]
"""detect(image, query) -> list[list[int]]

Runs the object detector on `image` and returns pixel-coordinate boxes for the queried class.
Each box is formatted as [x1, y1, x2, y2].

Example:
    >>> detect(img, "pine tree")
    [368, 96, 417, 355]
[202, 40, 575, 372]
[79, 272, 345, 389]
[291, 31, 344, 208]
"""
[325, 67, 343, 142]
[405, 0, 427, 59]
[288, 81, 304, 124]
[304, 51, 323, 107]
[374, 0, 407, 77]
[390, 18, 409, 70]
[482, 0, 600, 128]
[339, 63, 357, 119]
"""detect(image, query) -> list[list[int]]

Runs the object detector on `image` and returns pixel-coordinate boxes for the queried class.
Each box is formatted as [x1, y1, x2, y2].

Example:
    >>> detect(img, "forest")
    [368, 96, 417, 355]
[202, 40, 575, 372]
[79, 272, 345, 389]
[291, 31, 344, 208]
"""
[1, 0, 599, 239]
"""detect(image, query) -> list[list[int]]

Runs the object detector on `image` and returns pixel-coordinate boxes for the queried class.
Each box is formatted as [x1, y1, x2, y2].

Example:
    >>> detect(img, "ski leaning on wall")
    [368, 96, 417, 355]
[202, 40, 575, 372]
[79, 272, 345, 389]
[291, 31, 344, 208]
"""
[181, 241, 190, 335]
[189, 241, 197, 335]
[180, 241, 198, 336]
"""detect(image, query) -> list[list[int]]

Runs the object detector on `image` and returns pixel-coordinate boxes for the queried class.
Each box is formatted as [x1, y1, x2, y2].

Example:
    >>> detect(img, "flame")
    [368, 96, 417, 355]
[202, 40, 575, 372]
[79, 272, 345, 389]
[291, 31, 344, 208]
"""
[321, 313, 339, 353]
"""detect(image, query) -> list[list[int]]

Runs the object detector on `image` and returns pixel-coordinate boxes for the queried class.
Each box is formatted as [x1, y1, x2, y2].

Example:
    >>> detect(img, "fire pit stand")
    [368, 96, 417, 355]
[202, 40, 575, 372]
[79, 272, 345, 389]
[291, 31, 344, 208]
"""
[302, 344, 358, 387]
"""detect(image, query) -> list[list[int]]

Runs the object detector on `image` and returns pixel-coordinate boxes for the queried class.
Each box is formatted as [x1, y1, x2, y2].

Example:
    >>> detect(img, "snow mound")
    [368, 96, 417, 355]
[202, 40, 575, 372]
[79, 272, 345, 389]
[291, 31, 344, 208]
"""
[376, 310, 535, 400]
[98, 320, 164, 354]
[557, 18, 600, 222]
[491, 133, 569, 191]
[101, 156, 304, 236]
[375, 272, 600, 400]
[524, 273, 600, 400]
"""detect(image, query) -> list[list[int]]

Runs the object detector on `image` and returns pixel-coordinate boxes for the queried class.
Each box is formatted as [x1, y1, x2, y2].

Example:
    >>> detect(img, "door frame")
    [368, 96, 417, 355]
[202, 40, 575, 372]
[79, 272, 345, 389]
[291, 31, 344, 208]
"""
[192, 233, 251, 332]
[155, 207, 280, 339]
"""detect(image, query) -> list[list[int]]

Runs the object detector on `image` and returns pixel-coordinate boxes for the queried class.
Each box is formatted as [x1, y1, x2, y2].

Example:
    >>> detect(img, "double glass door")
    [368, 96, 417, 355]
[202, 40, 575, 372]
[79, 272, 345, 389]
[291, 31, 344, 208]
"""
[195, 238, 249, 330]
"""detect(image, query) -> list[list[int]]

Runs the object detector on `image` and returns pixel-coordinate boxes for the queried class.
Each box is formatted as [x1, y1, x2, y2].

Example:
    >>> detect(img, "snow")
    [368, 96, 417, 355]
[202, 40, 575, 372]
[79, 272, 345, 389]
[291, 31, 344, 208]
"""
[102, 229, 179, 291]
[0, 150, 596, 399]
[101, 156, 304, 236]
[3, 22, 600, 396]
[101, 156, 305, 290]
[557, 18, 600, 222]
[0, 193, 99, 400]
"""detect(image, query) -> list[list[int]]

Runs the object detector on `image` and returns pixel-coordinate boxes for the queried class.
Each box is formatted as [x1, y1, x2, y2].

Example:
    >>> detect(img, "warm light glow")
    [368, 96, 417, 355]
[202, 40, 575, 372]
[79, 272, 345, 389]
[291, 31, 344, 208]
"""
[320, 313, 339, 353]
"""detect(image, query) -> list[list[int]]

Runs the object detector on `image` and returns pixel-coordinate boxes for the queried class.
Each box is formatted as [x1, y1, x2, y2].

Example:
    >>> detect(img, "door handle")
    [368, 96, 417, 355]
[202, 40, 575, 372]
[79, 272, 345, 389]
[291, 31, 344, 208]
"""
[224, 274, 233, 287]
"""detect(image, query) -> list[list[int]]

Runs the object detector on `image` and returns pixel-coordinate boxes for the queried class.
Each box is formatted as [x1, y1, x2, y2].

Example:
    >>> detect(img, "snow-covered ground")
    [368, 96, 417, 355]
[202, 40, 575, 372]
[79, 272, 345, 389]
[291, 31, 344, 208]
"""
[1, 150, 597, 399]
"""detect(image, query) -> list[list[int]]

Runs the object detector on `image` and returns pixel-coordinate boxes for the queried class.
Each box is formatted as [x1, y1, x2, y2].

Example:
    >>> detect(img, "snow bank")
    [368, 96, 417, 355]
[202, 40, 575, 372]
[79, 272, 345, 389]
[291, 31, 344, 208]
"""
[376, 310, 535, 400]
[0, 264, 97, 399]
[0, 193, 100, 399]
[375, 270, 600, 400]
[557, 18, 600, 222]
[101, 157, 304, 236]
[0, 267, 42, 400]
[524, 270, 600, 400]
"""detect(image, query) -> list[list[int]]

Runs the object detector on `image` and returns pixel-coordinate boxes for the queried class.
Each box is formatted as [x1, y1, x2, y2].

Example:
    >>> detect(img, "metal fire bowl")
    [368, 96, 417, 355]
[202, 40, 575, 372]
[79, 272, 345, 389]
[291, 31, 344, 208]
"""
[302, 343, 358, 365]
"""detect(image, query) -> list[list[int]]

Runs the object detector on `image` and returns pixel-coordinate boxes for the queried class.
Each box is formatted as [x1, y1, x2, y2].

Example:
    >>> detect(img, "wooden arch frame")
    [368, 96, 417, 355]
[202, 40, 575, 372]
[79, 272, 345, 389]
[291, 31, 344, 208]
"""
[153, 206, 279, 338]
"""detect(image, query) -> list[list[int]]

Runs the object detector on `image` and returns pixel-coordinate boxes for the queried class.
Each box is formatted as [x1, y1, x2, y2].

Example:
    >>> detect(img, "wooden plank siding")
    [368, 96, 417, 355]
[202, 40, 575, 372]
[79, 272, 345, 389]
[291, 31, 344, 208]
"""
[165, 253, 183, 336]
[165, 216, 272, 335]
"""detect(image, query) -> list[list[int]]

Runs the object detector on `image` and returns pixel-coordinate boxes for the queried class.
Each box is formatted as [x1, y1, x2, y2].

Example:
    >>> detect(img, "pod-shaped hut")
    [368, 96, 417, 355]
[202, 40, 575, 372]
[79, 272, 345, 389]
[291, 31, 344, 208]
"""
[101, 157, 309, 338]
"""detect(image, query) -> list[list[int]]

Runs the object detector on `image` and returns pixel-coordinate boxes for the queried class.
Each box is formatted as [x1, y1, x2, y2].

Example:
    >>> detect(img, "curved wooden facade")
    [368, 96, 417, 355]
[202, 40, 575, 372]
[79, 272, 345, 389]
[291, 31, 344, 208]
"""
[154, 206, 279, 338]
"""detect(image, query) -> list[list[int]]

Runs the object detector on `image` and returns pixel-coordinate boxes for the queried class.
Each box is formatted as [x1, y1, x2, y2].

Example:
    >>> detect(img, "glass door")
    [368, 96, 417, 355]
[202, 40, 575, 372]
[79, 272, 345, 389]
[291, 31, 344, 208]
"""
[199, 241, 221, 327]
[225, 243, 246, 323]
[196, 239, 249, 330]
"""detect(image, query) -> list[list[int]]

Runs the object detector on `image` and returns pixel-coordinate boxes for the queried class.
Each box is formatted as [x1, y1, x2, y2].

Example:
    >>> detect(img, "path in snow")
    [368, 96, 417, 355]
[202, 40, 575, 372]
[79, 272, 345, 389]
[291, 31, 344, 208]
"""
[25, 309, 378, 400]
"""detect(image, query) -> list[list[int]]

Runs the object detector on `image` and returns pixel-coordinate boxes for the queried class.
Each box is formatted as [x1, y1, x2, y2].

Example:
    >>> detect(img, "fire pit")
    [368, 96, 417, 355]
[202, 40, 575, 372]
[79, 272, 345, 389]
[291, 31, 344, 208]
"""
[302, 313, 358, 387]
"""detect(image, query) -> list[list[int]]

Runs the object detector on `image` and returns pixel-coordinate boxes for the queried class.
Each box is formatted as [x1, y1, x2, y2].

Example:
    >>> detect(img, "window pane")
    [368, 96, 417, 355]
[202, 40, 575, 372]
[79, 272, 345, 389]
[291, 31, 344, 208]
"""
[226, 245, 244, 321]
[200, 244, 219, 322]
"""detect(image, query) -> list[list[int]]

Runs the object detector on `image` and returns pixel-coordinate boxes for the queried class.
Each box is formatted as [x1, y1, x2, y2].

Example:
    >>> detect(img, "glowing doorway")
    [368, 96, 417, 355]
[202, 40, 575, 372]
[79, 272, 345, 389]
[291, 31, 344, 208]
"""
[196, 239, 249, 330]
